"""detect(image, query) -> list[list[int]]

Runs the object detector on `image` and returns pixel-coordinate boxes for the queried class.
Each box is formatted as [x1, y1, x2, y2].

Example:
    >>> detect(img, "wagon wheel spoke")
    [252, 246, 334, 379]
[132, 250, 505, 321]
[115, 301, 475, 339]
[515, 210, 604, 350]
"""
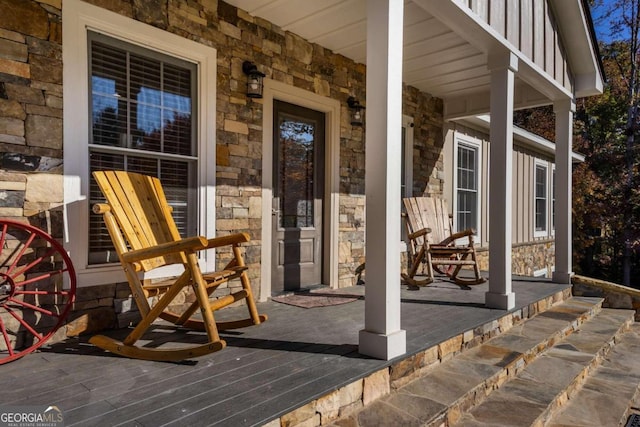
[0, 317, 14, 358]
[13, 269, 71, 288]
[9, 246, 59, 281]
[0, 220, 76, 364]
[5, 304, 45, 343]
[7, 297, 61, 318]
[5, 230, 37, 277]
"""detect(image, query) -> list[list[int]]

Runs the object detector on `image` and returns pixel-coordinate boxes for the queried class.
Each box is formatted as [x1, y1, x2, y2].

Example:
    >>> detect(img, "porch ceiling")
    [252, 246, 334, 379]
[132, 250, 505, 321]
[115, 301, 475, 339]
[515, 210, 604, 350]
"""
[224, 0, 569, 113]
[227, 0, 488, 99]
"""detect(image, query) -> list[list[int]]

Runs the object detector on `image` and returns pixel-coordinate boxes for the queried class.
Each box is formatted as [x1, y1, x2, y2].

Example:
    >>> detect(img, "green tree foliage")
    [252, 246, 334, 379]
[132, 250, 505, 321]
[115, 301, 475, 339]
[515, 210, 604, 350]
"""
[572, 0, 640, 285]
[513, 42, 640, 286]
[573, 75, 633, 283]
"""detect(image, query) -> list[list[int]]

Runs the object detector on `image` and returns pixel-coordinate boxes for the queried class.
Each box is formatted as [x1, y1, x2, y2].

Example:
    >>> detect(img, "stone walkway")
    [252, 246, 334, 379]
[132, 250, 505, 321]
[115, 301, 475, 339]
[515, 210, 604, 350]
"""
[329, 297, 640, 427]
[548, 324, 640, 427]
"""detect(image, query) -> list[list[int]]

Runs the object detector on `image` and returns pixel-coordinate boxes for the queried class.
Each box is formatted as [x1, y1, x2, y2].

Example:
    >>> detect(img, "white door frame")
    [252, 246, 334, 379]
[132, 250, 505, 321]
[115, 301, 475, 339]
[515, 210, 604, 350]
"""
[260, 79, 341, 300]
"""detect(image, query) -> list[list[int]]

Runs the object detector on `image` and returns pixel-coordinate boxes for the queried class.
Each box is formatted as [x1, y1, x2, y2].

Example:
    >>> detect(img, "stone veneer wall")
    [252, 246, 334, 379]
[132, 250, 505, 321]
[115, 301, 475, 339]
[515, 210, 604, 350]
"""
[0, 0, 63, 223]
[572, 275, 640, 321]
[0, 0, 81, 337]
[0, 0, 444, 337]
[475, 239, 555, 277]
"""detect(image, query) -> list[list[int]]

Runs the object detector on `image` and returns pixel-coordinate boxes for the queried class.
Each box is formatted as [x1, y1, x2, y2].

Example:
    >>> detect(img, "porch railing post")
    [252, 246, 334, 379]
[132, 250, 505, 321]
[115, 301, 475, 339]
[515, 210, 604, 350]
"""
[553, 99, 576, 284]
[358, 0, 407, 361]
[486, 52, 518, 310]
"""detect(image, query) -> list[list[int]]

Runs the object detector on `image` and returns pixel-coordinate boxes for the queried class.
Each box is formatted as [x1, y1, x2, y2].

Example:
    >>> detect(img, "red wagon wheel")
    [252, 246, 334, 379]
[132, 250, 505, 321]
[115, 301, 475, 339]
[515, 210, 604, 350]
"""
[0, 220, 76, 364]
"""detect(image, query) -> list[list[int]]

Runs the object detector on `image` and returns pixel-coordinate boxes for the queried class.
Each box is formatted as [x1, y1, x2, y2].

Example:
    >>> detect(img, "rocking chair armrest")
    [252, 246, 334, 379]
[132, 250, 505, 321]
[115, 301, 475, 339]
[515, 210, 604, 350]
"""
[408, 227, 431, 241]
[205, 232, 251, 249]
[121, 236, 209, 263]
[441, 228, 476, 246]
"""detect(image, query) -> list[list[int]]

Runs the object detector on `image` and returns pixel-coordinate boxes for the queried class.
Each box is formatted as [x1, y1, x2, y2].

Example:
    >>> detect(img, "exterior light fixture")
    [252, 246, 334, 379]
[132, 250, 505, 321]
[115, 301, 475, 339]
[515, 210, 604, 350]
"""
[347, 96, 365, 127]
[242, 61, 265, 99]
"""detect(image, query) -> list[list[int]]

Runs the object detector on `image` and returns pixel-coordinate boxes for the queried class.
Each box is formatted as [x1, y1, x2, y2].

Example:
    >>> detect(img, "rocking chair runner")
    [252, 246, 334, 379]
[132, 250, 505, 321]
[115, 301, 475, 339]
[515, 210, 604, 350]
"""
[402, 197, 486, 287]
[90, 170, 266, 361]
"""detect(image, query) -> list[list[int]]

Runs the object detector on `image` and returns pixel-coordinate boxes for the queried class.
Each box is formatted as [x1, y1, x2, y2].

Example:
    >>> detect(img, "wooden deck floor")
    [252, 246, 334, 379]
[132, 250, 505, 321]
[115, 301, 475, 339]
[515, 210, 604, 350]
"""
[0, 277, 570, 427]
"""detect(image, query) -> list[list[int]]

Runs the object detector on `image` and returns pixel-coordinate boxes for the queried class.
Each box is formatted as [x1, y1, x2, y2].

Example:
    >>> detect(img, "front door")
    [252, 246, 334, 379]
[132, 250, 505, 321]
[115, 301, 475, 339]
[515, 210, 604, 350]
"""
[272, 100, 325, 294]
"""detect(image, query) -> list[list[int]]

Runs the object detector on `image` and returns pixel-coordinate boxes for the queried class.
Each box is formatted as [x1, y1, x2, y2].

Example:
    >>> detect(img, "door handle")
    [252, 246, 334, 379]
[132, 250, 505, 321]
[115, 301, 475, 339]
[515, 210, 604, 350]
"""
[272, 209, 280, 216]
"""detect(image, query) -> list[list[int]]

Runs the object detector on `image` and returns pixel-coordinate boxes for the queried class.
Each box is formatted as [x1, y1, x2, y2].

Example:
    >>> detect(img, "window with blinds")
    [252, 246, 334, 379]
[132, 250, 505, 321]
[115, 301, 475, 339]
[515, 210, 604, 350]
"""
[87, 32, 198, 265]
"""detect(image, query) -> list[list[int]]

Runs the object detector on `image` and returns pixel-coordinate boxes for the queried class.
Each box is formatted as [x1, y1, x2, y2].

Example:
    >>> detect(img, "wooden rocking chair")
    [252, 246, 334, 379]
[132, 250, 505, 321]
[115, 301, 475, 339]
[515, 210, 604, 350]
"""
[402, 197, 486, 287]
[90, 171, 267, 361]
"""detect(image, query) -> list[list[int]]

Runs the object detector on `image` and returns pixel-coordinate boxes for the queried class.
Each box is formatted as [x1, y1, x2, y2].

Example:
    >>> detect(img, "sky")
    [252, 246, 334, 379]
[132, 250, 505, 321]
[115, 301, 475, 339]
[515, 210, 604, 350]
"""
[590, 0, 624, 43]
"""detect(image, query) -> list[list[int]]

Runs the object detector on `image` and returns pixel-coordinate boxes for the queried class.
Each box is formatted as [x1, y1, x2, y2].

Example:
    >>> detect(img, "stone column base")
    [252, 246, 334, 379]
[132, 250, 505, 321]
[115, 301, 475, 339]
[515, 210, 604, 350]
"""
[359, 328, 406, 360]
[485, 291, 516, 310]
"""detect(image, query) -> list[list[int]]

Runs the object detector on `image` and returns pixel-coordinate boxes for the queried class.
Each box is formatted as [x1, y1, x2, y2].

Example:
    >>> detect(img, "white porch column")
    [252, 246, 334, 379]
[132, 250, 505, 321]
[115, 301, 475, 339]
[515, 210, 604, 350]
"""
[552, 99, 576, 284]
[359, 0, 406, 360]
[486, 52, 518, 310]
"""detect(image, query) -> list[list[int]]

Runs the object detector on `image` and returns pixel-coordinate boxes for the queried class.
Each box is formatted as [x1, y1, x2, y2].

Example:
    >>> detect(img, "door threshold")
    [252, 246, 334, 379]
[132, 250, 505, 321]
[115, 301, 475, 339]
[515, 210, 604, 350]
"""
[271, 284, 328, 298]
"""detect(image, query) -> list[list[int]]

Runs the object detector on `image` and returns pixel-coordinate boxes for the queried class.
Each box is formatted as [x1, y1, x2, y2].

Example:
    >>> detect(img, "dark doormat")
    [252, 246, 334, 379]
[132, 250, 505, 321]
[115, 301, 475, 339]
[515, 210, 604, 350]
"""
[271, 289, 363, 308]
[626, 414, 640, 427]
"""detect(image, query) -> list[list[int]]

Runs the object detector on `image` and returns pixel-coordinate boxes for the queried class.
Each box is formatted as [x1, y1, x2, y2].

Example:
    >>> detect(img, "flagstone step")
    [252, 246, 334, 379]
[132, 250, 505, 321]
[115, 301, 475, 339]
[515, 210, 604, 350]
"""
[452, 307, 635, 427]
[546, 323, 640, 427]
[328, 297, 607, 427]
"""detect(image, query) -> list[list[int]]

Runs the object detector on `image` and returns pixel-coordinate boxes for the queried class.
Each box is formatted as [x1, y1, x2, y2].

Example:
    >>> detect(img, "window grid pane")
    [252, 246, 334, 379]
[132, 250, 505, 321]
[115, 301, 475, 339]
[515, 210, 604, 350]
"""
[456, 144, 478, 232]
[535, 164, 547, 232]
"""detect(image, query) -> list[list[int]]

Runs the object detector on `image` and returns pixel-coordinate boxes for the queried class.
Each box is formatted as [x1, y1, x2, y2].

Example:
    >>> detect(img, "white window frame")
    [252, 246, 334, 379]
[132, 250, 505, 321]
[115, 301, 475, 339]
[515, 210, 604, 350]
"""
[533, 265, 555, 278]
[63, 0, 217, 287]
[533, 267, 549, 278]
[453, 134, 482, 244]
[534, 159, 550, 238]
[551, 164, 556, 236]
[401, 115, 414, 200]
[400, 115, 414, 251]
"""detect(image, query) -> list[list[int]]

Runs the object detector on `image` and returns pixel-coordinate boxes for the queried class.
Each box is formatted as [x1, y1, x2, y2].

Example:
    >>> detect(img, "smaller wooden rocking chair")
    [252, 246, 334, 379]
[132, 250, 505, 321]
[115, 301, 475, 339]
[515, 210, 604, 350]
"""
[90, 171, 266, 361]
[402, 197, 486, 287]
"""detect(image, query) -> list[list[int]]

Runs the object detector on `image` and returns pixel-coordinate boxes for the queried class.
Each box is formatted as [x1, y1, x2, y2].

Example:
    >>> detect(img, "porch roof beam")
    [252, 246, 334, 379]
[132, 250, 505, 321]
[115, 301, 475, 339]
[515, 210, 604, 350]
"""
[444, 84, 551, 121]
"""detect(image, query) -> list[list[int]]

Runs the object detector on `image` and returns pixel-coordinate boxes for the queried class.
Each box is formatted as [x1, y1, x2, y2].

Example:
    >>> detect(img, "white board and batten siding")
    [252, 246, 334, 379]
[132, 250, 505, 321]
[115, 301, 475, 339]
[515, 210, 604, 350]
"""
[460, 0, 573, 94]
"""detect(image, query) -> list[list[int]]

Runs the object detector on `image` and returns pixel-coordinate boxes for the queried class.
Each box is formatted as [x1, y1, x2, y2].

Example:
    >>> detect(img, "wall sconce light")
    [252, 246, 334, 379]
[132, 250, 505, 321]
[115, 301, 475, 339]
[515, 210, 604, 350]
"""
[347, 96, 365, 127]
[242, 61, 265, 99]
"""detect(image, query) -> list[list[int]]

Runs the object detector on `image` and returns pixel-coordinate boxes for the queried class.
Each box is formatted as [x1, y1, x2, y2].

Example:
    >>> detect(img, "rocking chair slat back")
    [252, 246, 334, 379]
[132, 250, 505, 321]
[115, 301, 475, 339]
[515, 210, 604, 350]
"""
[94, 170, 184, 271]
[404, 197, 452, 245]
[404, 197, 425, 245]
[425, 197, 451, 244]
